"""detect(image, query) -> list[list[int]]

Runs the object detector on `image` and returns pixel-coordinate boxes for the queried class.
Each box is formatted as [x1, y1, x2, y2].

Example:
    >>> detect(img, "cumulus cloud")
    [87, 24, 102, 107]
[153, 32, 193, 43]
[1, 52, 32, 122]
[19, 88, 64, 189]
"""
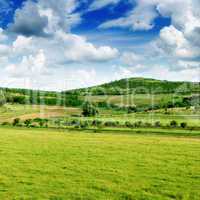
[0, 28, 7, 41]
[8, 0, 81, 37]
[0, 0, 199, 90]
[12, 35, 32, 54]
[5, 49, 49, 78]
[100, 0, 200, 56]
[56, 31, 119, 62]
[8, 1, 48, 37]
[0, 0, 120, 91]
[120, 52, 141, 66]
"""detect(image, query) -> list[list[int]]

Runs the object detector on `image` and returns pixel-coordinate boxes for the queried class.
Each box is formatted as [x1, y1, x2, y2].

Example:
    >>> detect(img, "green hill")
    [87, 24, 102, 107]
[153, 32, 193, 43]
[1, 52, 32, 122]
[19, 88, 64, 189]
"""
[66, 77, 200, 95]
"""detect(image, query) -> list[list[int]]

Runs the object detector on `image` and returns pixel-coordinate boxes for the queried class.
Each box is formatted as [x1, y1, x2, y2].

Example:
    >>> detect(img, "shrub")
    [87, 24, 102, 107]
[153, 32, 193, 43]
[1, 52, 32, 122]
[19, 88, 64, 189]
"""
[54, 119, 62, 127]
[1, 122, 10, 126]
[33, 118, 45, 127]
[24, 119, 32, 127]
[13, 118, 20, 126]
[134, 121, 143, 128]
[80, 121, 90, 128]
[125, 121, 133, 128]
[154, 121, 161, 127]
[180, 122, 187, 129]
[144, 122, 152, 127]
[82, 101, 99, 117]
[170, 120, 178, 128]
[92, 120, 102, 127]
[104, 121, 118, 127]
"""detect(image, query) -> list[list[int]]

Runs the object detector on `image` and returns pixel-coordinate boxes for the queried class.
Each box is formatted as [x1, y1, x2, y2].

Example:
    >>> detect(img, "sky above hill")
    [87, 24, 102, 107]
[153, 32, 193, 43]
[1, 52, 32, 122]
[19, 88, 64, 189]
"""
[0, 0, 199, 91]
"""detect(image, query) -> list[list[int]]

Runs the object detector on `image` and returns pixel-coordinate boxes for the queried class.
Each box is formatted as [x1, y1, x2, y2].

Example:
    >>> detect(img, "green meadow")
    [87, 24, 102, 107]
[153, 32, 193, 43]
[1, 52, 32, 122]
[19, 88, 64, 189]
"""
[0, 127, 200, 200]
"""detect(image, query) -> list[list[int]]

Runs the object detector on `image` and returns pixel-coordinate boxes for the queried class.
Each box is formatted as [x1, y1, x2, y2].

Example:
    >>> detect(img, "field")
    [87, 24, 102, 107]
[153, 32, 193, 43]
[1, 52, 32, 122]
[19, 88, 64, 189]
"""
[84, 93, 182, 106]
[0, 127, 200, 199]
[0, 104, 80, 123]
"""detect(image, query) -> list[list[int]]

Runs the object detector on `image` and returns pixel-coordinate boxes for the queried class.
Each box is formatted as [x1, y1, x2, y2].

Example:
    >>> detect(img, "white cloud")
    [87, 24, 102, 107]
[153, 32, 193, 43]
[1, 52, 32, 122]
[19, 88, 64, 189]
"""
[89, 0, 120, 11]
[100, 0, 200, 59]
[0, 0, 199, 90]
[100, 1, 157, 31]
[8, 0, 81, 37]
[13, 35, 32, 53]
[120, 52, 141, 66]
[57, 31, 119, 62]
[5, 49, 49, 78]
[0, 44, 10, 56]
[0, 28, 7, 41]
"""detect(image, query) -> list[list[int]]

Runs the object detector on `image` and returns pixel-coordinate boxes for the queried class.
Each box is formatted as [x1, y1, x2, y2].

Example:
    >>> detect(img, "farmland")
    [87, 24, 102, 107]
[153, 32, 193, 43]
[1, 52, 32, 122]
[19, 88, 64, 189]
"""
[0, 77, 200, 199]
[0, 127, 200, 200]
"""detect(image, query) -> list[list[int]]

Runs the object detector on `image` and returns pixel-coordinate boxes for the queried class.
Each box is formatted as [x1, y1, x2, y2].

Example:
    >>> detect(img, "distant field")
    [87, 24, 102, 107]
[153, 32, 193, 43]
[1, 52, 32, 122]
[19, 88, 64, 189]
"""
[0, 127, 200, 199]
[1, 104, 200, 128]
[84, 94, 184, 106]
[0, 104, 80, 122]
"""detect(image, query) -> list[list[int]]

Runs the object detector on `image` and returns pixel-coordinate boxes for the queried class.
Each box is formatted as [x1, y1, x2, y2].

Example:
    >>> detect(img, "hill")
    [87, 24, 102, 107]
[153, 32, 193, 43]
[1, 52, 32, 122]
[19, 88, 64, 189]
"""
[66, 77, 200, 95]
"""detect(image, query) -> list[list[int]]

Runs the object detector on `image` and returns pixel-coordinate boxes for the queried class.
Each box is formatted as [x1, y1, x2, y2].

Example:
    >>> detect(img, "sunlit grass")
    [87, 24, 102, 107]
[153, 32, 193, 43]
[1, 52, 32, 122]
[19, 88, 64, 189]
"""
[0, 127, 200, 199]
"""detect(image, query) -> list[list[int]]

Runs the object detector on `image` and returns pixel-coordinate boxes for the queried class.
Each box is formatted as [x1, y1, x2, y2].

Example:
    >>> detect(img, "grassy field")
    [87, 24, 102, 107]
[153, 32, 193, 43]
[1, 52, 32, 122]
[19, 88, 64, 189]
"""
[1, 104, 199, 128]
[84, 94, 184, 106]
[0, 127, 200, 199]
[0, 104, 81, 123]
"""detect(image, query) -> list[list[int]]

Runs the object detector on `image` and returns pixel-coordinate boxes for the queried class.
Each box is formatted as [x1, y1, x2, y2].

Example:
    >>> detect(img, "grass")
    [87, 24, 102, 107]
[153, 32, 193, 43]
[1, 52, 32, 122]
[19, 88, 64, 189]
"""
[0, 104, 80, 123]
[1, 104, 199, 128]
[84, 94, 184, 106]
[0, 127, 200, 199]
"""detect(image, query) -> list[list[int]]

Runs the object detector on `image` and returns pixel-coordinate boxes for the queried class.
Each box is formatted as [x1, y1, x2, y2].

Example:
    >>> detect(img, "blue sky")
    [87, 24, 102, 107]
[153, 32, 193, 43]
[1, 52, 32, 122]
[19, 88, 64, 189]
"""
[0, 0, 199, 90]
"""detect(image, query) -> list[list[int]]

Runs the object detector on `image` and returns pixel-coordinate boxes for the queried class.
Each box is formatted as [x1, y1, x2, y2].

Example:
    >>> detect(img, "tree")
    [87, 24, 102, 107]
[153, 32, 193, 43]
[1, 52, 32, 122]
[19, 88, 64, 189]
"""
[155, 121, 161, 127]
[170, 120, 178, 128]
[180, 122, 187, 129]
[0, 91, 6, 106]
[82, 101, 98, 117]
[24, 119, 32, 127]
[13, 118, 20, 126]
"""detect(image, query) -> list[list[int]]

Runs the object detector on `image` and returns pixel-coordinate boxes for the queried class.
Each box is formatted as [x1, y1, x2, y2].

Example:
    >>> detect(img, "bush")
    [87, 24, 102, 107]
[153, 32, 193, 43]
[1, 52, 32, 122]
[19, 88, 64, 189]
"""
[104, 121, 118, 127]
[170, 120, 178, 128]
[82, 101, 99, 117]
[80, 121, 90, 128]
[154, 121, 161, 127]
[180, 122, 187, 129]
[1, 122, 10, 126]
[134, 121, 143, 128]
[125, 121, 133, 128]
[92, 120, 102, 127]
[144, 122, 152, 127]
[13, 118, 20, 126]
[24, 119, 32, 127]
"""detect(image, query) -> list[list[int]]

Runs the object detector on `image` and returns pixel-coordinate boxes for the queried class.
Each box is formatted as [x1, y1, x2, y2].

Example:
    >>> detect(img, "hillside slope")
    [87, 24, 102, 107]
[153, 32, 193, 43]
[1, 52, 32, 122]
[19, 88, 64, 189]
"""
[66, 77, 200, 95]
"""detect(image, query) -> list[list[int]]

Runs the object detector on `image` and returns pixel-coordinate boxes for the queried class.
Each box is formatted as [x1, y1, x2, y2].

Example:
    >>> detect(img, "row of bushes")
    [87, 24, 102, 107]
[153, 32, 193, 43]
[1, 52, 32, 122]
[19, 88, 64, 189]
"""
[2, 118, 49, 128]
[0, 92, 83, 107]
[57, 119, 188, 129]
[1, 118, 188, 130]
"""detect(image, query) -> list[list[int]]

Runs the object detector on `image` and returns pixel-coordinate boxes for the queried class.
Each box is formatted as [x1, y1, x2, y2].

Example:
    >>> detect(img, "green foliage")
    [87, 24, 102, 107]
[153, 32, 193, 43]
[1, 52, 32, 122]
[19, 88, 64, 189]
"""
[0, 91, 6, 106]
[66, 77, 200, 95]
[82, 101, 99, 117]
[170, 120, 178, 128]
[1, 122, 10, 126]
[13, 118, 20, 126]
[180, 122, 187, 129]
[154, 121, 161, 127]
[24, 119, 32, 127]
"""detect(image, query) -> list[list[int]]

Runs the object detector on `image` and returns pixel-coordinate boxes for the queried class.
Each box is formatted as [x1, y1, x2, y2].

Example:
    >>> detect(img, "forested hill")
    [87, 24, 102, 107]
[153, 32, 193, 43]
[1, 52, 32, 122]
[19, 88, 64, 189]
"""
[0, 78, 200, 99]
[65, 77, 200, 95]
